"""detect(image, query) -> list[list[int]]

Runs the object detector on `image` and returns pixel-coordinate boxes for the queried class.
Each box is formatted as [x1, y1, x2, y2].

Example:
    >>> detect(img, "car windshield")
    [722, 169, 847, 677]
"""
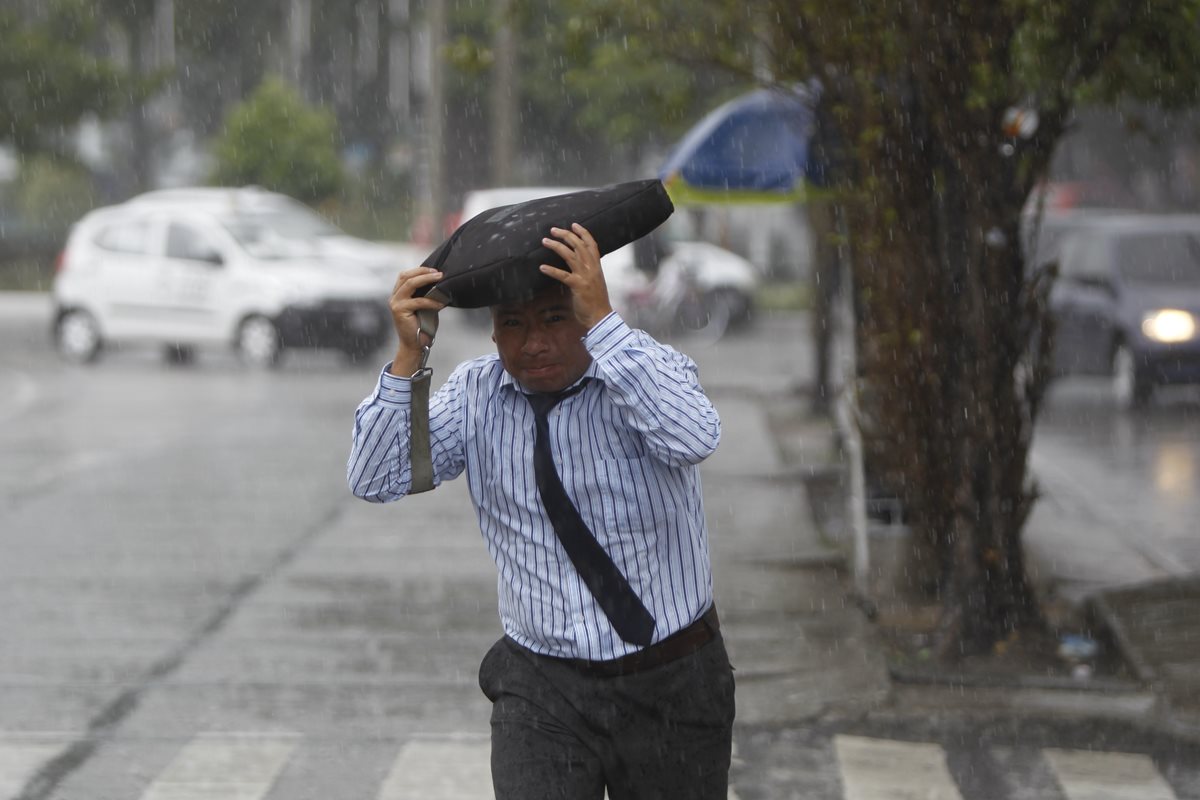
[1117, 232, 1200, 285]
[269, 199, 344, 237]
[220, 211, 329, 260]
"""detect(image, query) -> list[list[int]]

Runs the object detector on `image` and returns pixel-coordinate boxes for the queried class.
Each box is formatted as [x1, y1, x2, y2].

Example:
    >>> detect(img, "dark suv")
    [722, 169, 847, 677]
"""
[1049, 214, 1200, 408]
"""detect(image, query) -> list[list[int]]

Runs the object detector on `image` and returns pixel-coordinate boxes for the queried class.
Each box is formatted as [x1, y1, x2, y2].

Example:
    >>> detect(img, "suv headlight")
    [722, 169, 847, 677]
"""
[1141, 309, 1197, 343]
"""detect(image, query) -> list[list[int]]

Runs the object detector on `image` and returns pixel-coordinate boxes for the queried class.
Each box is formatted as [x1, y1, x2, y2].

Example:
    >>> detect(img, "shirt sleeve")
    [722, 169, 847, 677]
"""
[346, 362, 469, 502]
[584, 312, 721, 466]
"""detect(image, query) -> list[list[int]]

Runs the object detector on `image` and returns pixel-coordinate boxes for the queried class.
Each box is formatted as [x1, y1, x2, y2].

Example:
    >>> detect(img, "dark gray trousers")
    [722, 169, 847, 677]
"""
[477, 635, 735, 800]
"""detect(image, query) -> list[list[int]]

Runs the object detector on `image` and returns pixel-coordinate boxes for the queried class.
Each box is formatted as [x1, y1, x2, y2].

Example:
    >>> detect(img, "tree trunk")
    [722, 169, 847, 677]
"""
[840, 48, 1059, 658]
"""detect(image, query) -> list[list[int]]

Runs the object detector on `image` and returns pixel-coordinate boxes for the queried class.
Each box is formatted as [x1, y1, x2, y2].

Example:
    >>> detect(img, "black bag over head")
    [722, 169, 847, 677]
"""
[417, 180, 674, 309]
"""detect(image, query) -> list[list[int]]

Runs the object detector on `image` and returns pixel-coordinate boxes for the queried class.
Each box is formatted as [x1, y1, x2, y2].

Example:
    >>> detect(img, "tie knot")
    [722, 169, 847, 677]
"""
[525, 379, 588, 417]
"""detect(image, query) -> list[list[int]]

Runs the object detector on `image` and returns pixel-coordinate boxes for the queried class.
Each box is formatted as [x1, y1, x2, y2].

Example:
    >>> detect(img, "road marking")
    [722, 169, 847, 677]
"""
[140, 733, 298, 800]
[834, 735, 962, 799]
[1044, 748, 1176, 800]
[377, 736, 493, 799]
[375, 735, 743, 799]
[0, 369, 38, 424]
[0, 733, 70, 797]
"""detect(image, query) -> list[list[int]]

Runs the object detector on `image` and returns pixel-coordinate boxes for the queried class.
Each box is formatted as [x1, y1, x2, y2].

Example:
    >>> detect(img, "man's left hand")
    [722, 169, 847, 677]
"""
[540, 223, 614, 330]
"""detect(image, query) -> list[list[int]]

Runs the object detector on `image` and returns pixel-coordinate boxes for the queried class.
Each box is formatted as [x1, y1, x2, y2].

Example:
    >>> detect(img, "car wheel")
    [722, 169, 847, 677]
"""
[56, 310, 103, 364]
[237, 315, 283, 368]
[676, 290, 732, 343]
[714, 287, 754, 329]
[163, 344, 196, 366]
[340, 339, 381, 366]
[1112, 342, 1152, 410]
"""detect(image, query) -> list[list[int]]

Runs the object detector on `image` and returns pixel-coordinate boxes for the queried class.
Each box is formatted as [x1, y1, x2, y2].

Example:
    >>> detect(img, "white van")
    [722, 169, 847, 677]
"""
[52, 192, 394, 367]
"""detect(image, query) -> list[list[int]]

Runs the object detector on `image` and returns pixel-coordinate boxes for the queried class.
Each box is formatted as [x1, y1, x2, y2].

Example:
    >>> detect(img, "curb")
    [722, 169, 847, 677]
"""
[887, 663, 1145, 694]
[776, 402, 1198, 740]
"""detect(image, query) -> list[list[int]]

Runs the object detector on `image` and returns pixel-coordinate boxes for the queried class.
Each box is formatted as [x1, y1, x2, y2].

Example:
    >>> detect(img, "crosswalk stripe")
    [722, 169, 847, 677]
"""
[0, 729, 742, 799]
[1044, 748, 1177, 800]
[0, 733, 70, 797]
[139, 733, 299, 800]
[16, 728, 1180, 800]
[834, 735, 962, 800]
[377, 737, 493, 800]
[374, 736, 742, 799]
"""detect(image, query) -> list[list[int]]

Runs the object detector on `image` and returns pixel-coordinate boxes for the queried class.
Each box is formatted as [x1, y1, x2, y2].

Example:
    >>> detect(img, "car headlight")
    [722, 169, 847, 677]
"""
[1141, 309, 1197, 343]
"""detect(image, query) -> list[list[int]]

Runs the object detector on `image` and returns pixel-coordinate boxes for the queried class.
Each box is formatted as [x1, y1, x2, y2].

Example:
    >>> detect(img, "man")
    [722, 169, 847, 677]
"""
[347, 222, 734, 799]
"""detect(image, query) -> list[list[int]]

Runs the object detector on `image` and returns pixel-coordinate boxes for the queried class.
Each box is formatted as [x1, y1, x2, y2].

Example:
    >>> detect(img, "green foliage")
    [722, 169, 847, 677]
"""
[0, 155, 95, 288]
[324, 171, 416, 242]
[754, 280, 810, 312]
[1014, 0, 1200, 109]
[13, 154, 97, 230]
[439, 0, 746, 185]
[583, 0, 1200, 657]
[95, 0, 158, 29]
[536, 0, 750, 148]
[0, 0, 135, 152]
[210, 78, 344, 204]
[445, 34, 496, 75]
[174, 0, 288, 135]
[0, 259, 52, 292]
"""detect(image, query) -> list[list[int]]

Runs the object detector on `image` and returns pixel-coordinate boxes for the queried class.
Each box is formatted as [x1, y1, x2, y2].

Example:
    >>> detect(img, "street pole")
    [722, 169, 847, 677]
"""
[424, 0, 446, 239]
[490, 0, 516, 186]
[833, 246, 870, 599]
[286, 0, 312, 97]
[388, 0, 411, 122]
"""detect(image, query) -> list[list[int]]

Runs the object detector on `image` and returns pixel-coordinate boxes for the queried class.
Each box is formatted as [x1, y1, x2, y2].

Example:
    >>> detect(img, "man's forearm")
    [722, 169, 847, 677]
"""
[388, 345, 424, 377]
[347, 398, 410, 501]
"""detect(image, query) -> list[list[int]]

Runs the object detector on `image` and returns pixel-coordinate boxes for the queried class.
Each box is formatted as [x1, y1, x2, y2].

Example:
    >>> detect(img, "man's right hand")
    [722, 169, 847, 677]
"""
[388, 266, 446, 377]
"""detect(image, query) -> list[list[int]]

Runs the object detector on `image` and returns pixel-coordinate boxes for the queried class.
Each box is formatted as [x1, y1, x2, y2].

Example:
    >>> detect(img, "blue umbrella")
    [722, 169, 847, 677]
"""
[659, 86, 816, 205]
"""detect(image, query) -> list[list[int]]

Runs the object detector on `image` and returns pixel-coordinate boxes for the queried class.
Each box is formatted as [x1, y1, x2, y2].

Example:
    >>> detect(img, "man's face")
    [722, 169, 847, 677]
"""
[492, 287, 592, 393]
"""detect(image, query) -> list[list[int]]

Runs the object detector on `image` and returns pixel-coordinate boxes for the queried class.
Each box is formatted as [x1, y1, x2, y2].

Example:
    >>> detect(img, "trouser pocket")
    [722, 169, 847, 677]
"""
[478, 637, 508, 702]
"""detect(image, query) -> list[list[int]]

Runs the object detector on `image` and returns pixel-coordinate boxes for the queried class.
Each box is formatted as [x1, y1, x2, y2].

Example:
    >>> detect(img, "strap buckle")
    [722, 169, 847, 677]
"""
[409, 290, 446, 495]
[415, 306, 439, 370]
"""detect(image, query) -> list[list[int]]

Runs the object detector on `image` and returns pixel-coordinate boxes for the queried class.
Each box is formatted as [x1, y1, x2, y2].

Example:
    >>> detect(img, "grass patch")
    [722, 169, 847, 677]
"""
[0, 259, 54, 292]
[755, 280, 811, 312]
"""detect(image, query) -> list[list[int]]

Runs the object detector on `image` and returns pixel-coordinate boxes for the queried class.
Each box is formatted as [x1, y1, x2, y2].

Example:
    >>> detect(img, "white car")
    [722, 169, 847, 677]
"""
[128, 186, 403, 290]
[52, 190, 392, 367]
[456, 186, 759, 335]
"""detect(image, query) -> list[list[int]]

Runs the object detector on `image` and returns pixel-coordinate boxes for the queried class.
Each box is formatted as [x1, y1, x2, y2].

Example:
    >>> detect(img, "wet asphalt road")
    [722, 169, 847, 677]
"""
[1028, 378, 1200, 598]
[0, 298, 501, 797]
[3, 291, 1200, 798]
[0, 296, 813, 798]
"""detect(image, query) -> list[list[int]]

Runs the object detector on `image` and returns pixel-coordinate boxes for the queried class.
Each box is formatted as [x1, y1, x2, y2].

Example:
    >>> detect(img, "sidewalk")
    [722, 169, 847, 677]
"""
[718, 382, 1200, 743]
[702, 387, 891, 726]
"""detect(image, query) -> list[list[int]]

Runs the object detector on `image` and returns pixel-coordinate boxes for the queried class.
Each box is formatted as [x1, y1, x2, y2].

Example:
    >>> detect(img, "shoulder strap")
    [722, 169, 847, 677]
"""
[409, 366, 435, 493]
[407, 304, 443, 495]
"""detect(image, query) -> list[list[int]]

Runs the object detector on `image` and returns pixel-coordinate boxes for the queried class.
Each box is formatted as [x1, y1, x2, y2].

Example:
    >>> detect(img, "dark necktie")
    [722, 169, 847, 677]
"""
[525, 383, 657, 646]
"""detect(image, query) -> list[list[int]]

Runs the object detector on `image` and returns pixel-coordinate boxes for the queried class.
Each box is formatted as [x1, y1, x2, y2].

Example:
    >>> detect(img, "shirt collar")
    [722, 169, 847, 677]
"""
[498, 357, 604, 395]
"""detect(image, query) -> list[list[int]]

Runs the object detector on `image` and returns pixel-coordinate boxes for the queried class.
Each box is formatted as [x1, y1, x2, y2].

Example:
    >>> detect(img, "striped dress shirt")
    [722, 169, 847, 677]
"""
[347, 312, 721, 662]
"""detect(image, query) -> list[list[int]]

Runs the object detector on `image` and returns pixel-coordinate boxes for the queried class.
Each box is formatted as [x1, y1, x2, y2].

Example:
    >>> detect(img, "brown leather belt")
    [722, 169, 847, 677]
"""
[557, 606, 721, 678]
